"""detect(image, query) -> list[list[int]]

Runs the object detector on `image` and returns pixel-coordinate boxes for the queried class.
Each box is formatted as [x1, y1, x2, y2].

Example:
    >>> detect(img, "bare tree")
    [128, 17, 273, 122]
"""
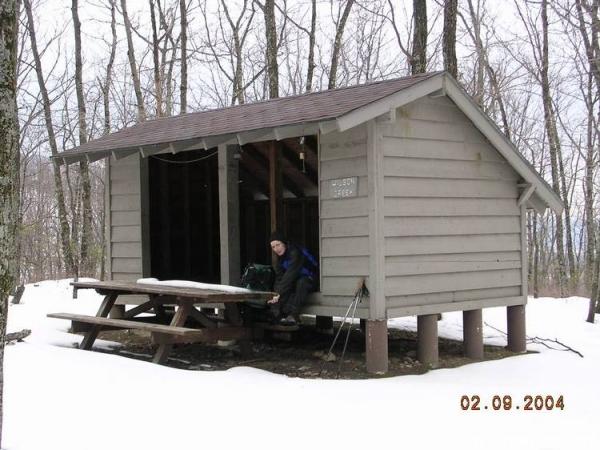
[120, 0, 146, 121]
[258, 0, 279, 98]
[328, 0, 355, 89]
[23, 0, 76, 274]
[180, 0, 188, 113]
[411, 0, 427, 74]
[71, 0, 93, 276]
[0, 0, 20, 444]
[442, 0, 457, 77]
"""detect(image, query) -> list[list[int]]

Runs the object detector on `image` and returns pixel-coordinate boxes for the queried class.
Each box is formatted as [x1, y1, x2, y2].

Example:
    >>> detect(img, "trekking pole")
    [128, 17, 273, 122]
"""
[336, 281, 366, 377]
[319, 278, 365, 376]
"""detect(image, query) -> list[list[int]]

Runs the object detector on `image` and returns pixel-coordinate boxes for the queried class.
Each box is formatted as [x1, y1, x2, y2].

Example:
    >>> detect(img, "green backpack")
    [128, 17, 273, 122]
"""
[240, 263, 275, 308]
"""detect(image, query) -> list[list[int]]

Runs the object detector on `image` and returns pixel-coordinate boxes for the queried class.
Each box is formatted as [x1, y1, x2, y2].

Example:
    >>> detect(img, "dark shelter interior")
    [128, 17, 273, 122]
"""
[148, 136, 320, 286]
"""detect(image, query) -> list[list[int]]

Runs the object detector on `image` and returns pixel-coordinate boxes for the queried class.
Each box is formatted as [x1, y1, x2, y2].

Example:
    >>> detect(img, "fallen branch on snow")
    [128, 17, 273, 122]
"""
[5, 329, 31, 344]
[483, 322, 584, 358]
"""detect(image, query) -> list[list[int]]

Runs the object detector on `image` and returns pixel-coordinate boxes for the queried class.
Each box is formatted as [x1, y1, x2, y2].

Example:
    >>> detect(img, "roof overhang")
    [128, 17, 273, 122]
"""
[55, 72, 562, 215]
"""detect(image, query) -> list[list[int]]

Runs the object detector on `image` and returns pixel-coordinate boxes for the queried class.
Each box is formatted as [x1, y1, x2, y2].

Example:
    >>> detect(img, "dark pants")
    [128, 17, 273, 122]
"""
[273, 276, 315, 317]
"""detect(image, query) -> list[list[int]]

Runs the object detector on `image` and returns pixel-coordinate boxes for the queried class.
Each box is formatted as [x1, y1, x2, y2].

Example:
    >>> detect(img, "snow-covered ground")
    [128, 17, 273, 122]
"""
[4, 279, 599, 450]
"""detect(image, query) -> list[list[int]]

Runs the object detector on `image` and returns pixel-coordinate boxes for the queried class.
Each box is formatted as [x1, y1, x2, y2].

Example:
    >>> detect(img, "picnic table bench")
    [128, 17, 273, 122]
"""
[47, 280, 274, 364]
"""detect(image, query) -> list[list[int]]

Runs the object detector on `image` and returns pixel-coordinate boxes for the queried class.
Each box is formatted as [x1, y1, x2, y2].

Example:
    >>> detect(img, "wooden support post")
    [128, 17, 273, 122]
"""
[269, 141, 282, 265]
[365, 320, 388, 374]
[218, 144, 241, 285]
[109, 305, 125, 319]
[417, 314, 439, 367]
[153, 303, 192, 364]
[507, 304, 526, 353]
[80, 293, 118, 350]
[315, 315, 333, 335]
[463, 309, 483, 359]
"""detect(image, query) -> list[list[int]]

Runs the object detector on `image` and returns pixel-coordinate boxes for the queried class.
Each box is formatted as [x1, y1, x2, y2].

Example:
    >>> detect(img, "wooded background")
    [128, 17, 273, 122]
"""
[10, 0, 600, 319]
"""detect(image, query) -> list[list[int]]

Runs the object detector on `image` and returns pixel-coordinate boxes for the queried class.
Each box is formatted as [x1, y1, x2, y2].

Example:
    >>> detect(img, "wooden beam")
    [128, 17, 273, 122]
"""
[218, 144, 241, 286]
[518, 183, 535, 207]
[246, 143, 304, 198]
[269, 140, 282, 237]
[239, 164, 269, 197]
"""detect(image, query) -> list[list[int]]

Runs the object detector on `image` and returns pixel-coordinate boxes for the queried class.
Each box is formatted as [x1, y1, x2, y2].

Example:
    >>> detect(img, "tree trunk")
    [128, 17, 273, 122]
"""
[121, 0, 146, 121]
[411, 0, 427, 74]
[149, 0, 163, 117]
[180, 0, 187, 113]
[541, 0, 567, 297]
[24, 0, 76, 275]
[328, 0, 354, 89]
[263, 0, 279, 98]
[0, 0, 20, 445]
[305, 0, 316, 92]
[442, 0, 457, 78]
[103, 0, 117, 135]
[466, 0, 485, 105]
[71, 0, 93, 277]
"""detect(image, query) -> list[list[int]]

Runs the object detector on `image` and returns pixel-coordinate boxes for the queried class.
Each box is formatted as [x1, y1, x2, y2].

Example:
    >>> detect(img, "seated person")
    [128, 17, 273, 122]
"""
[267, 231, 317, 325]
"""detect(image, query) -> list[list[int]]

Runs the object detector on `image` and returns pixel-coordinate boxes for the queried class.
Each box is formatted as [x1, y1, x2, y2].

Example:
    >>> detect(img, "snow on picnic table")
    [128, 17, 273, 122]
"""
[4, 279, 600, 450]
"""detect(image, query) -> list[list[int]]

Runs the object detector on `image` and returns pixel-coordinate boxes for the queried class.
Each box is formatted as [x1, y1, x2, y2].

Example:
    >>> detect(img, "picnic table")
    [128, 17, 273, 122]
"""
[47, 280, 274, 364]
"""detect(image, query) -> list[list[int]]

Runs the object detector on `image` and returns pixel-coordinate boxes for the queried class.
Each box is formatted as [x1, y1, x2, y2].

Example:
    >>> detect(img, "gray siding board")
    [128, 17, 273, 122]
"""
[111, 194, 141, 212]
[320, 156, 368, 179]
[111, 211, 142, 227]
[321, 217, 369, 237]
[384, 234, 521, 256]
[111, 225, 142, 243]
[321, 236, 370, 256]
[321, 276, 371, 296]
[385, 268, 522, 296]
[112, 180, 141, 195]
[384, 198, 520, 217]
[383, 177, 517, 198]
[111, 258, 143, 273]
[385, 251, 521, 263]
[385, 260, 521, 276]
[321, 256, 370, 276]
[110, 165, 141, 182]
[384, 216, 521, 237]
[382, 157, 518, 180]
[387, 286, 522, 308]
[111, 242, 142, 258]
[382, 137, 504, 162]
[387, 296, 524, 318]
[321, 197, 368, 218]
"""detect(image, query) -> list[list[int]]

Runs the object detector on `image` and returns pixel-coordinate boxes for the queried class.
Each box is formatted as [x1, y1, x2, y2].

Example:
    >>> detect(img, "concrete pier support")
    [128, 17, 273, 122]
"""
[365, 320, 388, 374]
[463, 309, 483, 359]
[507, 304, 526, 353]
[417, 314, 439, 367]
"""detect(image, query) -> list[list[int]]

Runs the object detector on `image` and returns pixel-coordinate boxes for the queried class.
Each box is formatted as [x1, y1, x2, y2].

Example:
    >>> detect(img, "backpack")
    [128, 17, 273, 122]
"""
[240, 263, 275, 309]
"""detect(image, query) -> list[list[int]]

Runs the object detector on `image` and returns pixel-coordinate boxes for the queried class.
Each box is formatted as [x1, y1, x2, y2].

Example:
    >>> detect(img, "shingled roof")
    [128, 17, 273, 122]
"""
[57, 71, 442, 162]
[55, 70, 562, 213]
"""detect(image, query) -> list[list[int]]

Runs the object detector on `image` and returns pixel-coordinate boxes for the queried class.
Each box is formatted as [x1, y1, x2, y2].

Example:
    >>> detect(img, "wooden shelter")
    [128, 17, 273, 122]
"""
[56, 72, 562, 373]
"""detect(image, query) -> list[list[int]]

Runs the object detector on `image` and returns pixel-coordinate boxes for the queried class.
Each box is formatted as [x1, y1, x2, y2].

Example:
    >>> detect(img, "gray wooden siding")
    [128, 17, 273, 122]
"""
[317, 125, 370, 315]
[381, 96, 524, 317]
[108, 153, 144, 282]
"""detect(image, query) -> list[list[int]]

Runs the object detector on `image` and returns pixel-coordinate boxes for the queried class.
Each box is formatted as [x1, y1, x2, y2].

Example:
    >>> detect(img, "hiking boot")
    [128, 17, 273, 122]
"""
[279, 314, 297, 326]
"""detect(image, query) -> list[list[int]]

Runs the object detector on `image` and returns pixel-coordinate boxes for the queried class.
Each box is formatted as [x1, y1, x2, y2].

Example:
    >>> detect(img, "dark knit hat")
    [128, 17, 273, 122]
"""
[269, 231, 286, 244]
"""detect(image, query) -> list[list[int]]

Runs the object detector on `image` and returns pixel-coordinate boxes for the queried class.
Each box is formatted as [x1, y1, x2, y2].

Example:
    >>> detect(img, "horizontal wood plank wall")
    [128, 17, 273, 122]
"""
[109, 153, 146, 304]
[317, 125, 370, 315]
[381, 96, 523, 317]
